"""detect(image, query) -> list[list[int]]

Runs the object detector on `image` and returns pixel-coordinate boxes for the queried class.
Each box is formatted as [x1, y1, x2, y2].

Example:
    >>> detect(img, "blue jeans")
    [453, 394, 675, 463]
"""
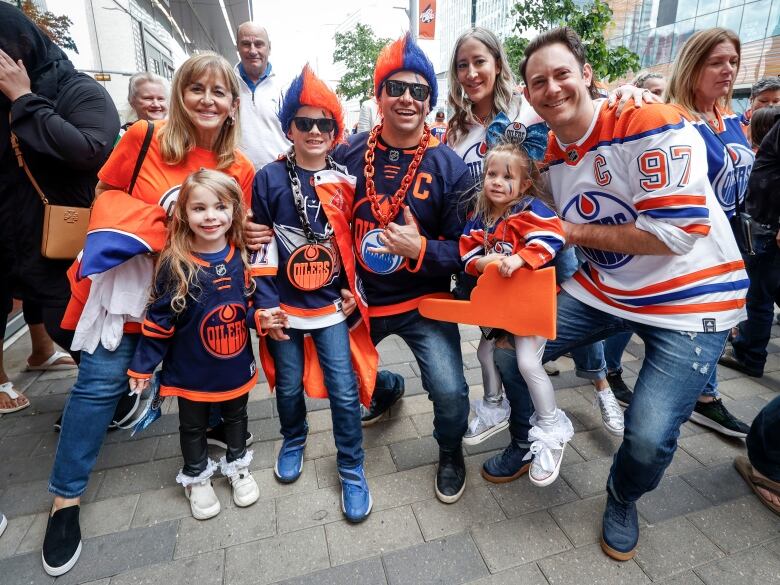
[747, 395, 780, 482]
[554, 248, 607, 380]
[267, 320, 363, 468]
[370, 310, 469, 451]
[49, 335, 140, 498]
[502, 291, 728, 502]
[732, 236, 780, 375]
[604, 331, 633, 372]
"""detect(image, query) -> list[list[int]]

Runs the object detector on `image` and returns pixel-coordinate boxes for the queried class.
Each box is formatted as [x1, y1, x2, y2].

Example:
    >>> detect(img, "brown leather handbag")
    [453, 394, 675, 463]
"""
[10, 130, 90, 260]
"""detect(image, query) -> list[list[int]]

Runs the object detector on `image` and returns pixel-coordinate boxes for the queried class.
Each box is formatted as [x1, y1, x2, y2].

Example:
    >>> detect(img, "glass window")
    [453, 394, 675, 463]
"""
[654, 23, 675, 64]
[720, 0, 744, 7]
[695, 11, 719, 29]
[717, 5, 743, 32]
[677, 0, 698, 20]
[741, 0, 771, 42]
[769, 0, 780, 36]
[698, 0, 720, 14]
[672, 19, 695, 60]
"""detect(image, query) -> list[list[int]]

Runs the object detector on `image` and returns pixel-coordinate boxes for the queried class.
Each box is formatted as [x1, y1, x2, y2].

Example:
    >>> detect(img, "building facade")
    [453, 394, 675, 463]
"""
[607, 0, 780, 107]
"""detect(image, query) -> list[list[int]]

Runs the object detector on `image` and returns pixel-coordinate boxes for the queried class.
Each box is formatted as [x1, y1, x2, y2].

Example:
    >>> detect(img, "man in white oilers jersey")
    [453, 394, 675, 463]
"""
[517, 28, 747, 561]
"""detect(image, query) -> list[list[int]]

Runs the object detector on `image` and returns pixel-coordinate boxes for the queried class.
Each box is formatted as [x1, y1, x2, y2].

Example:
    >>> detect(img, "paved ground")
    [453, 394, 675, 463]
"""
[1, 324, 780, 585]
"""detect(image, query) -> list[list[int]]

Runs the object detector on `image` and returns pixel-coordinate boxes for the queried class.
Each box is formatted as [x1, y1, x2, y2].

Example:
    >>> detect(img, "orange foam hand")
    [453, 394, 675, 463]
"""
[418, 263, 557, 339]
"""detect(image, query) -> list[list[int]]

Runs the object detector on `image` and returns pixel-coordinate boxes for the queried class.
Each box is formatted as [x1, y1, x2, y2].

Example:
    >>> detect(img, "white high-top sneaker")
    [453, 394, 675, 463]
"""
[228, 467, 260, 507]
[184, 480, 221, 520]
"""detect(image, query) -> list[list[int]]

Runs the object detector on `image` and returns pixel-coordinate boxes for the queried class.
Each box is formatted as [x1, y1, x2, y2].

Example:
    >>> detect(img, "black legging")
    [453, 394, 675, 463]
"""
[747, 395, 780, 482]
[178, 393, 248, 477]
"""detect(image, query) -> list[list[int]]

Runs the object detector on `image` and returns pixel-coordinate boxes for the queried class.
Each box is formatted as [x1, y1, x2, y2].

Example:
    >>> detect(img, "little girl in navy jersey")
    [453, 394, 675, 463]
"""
[127, 169, 285, 520]
[460, 142, 574, 487]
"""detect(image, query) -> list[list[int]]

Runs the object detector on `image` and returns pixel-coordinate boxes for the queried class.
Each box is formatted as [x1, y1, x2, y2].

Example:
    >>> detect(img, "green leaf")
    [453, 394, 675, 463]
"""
[332, 23, 390, 102]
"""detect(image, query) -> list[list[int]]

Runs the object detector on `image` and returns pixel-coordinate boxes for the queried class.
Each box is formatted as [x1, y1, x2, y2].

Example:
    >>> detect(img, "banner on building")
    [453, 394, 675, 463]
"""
[419, 1, 436, 40]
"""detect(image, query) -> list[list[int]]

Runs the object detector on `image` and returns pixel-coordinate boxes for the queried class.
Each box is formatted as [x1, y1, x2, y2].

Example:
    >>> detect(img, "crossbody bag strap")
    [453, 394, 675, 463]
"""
[10, 122, 49, 206]
[128, 120, 154, 196]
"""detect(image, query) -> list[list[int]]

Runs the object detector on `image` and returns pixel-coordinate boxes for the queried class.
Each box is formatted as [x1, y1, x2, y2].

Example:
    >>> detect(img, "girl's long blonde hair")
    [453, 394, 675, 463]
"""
[666, 28, 741, 116]
[159, 53, 241, 170]
[447, 27, 515, 147]
[155, 169, 253, 313]
[473, 143, 541, 227]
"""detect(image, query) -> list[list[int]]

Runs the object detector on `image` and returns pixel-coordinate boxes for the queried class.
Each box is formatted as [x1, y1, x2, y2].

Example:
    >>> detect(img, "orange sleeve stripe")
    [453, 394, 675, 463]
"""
[250, 267, 278, 277]
[142, 319, 174, 335]
[681, 224, 711, 235]
[126, 369, 153, 379]
[587, 260, 745, 297]
[159, 370, 258, 402]
[635, 195, 707, 210]
[406, 237, 427, 273]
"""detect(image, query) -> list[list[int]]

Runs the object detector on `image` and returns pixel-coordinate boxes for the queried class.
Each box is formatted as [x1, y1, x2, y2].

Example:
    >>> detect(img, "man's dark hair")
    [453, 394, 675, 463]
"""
[519, 27, 599, 99]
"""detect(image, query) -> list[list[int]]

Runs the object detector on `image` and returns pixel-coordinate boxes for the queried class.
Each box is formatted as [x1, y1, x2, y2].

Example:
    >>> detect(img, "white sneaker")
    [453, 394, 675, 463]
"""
[463, 399, 510, 446]
[595, 388, 625, 436]
[184, 480, 221, 520]
[544, 360, 560, 376]
[229, 467, 260, 507]
[526, 410, 574, 487]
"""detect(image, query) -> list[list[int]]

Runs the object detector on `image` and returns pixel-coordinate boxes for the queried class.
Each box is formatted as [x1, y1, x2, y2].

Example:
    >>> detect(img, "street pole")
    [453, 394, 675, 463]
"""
[409, 0, 419, 39]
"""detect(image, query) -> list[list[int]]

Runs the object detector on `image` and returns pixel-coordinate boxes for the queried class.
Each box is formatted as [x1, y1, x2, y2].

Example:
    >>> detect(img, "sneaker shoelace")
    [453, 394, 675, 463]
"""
[597, 390, 622, 422]
[523, 427, 561, 473]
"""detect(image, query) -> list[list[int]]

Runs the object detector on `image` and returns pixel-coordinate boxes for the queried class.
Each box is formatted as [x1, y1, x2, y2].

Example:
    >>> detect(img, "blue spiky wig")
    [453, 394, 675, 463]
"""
[374, 33, 437, 108]
[278, 64, 345, 142]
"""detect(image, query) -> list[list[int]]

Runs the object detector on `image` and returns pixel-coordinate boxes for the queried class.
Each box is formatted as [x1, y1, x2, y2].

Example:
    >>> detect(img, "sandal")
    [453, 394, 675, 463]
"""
[25, 350, 77, 372]
[0, 382, 31, 414]
[734, 455, 780, 516]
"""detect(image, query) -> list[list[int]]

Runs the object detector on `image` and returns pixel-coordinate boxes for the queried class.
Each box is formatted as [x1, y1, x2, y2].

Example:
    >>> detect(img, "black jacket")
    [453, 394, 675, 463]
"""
[746, 118, 780, 231]
[0, 4, 119, 306]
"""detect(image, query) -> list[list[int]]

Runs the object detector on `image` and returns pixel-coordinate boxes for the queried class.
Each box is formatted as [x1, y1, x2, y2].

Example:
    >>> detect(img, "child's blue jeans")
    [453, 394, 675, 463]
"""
[267, 320, 364, 468]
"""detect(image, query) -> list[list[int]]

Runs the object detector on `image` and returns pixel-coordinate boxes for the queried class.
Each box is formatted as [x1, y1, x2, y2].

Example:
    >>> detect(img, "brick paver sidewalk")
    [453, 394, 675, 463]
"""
[1, 325, 779, 584]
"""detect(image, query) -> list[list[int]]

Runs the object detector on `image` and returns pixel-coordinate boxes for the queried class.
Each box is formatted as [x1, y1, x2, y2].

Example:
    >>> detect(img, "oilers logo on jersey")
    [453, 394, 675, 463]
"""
[711, 142, 753, 212]
[561, 191, 637, 269]
[462, 140, 488, 183]
[199, 303, 249, 359]
[158, 185, 182, 217]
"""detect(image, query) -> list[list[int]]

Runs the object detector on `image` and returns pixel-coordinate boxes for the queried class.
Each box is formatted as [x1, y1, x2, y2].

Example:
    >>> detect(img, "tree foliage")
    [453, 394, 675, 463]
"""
[332, 23, 389, 101]
[506, 0, 639, 83]
[18, 0, 78, 53]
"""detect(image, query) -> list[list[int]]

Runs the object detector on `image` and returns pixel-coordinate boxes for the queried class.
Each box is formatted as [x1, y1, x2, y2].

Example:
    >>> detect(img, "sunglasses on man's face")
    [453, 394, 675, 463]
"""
[292, 117, 337, 133]
[382, 79, 431, 102]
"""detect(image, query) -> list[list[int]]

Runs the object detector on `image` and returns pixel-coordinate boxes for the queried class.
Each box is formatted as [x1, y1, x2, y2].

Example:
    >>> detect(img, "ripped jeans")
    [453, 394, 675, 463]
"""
[504, 291, 728, 503]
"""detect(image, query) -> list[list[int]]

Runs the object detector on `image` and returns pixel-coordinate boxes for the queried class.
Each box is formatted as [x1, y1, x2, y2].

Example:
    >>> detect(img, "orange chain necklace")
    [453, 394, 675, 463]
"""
[363, 123, 431, 228]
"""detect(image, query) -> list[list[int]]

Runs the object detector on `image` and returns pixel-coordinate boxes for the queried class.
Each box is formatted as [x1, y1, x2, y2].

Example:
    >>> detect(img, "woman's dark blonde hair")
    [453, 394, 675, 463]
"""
[155, 169, 253, 313]
[473, 143, 541, 226]
[159, 52, 241, 170]
[666, 28, 741, 116]
[447, 27, 515, 147]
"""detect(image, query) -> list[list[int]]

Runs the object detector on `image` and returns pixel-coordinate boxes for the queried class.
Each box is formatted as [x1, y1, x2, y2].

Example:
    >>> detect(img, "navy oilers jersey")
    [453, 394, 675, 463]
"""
[128, 244, 258, 401]
[333, 132, 475, 316]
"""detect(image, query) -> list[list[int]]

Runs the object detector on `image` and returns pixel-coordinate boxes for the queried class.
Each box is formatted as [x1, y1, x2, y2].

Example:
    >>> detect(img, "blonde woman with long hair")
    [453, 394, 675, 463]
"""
[43, 53, 256, 577]
[446, 27, 625, 454]
[663, 28, 754, 437]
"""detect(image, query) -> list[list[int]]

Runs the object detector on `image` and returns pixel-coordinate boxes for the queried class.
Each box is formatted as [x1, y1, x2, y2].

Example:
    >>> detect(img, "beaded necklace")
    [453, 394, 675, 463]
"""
[363, 123, 431, 228]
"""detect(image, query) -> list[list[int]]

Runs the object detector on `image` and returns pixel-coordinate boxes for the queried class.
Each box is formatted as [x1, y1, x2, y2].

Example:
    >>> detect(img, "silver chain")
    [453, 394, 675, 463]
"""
[285, 150, 334, 244]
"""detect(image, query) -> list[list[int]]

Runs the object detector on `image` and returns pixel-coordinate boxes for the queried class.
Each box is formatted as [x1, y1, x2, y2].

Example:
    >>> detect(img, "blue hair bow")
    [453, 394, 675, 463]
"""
[486, 112, 549, 161]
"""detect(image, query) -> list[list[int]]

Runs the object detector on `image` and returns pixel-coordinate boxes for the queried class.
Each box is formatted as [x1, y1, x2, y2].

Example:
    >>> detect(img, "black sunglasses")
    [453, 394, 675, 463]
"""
[382, 79, 431, 102]
[292, 117, 337, 133]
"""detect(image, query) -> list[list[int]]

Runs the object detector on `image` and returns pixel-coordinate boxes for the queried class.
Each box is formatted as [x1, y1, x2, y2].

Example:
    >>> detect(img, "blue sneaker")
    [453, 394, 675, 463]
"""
[481, 441, 531, 483]
[274, 436, 306, 483]
[338, 464, 372, 523]
[601, 489, 639, 561]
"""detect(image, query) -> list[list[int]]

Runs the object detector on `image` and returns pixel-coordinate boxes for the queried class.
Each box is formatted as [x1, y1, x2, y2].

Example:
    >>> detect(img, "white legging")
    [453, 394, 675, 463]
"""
[477, 335, 557, 427]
